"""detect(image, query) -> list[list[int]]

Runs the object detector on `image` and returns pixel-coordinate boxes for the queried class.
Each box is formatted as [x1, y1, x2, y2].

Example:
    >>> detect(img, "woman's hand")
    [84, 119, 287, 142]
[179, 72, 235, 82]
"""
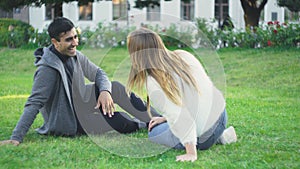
[148, 116, 166, 131]
[176, 142, 197, 162]
[176, 154, 197, 162]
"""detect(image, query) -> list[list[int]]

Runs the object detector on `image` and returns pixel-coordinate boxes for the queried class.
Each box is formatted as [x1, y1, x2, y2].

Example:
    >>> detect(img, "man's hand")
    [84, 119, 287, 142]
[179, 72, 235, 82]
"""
[0, 140, 20, 146]
[95, 91, 115, 117]
[148, 116, 166, 131]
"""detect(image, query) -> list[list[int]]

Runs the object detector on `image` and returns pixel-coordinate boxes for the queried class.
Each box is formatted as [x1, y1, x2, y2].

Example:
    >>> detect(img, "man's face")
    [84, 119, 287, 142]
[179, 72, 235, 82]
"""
[52, 27, 79, 57]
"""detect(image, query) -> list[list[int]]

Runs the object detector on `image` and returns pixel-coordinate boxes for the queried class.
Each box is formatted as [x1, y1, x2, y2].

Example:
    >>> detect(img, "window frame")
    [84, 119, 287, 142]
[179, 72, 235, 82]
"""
[180, 0, 195, 21]
[113, 0, 127, 20]
[79, 2, 93, 21]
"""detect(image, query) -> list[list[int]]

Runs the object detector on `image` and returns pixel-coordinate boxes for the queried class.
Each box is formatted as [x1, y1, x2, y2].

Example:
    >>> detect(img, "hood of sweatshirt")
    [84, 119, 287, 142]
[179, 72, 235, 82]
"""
[33, 46, 75, 110]
[33, 47, 43, 65]
[34, 46, 70, 71]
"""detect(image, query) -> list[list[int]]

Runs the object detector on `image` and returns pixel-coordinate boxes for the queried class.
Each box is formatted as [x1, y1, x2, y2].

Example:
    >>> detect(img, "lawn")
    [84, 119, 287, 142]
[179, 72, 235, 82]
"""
[0, 47, 299, 169]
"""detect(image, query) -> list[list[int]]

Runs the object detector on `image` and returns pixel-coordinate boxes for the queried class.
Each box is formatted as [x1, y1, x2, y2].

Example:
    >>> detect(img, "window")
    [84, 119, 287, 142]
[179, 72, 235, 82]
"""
[271, 12, 278, 21]
[215, 0, 229, 22]
[113, 0, 127, 20]
[79, 2, 93, 20]
[14, 8, 21, 14]
[147, 4, 160, 21]
[181, 0, 194, 20]
[45, 4, 54, 20]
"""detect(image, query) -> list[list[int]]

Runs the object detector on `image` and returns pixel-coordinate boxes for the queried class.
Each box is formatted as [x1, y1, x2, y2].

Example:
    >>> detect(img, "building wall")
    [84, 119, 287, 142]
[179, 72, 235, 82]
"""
[29, 6, 50, 31]
[13, 6, 29, 23]
[197, 1, 214, 19]
[264, 0, 284, 23]
[230, 0, 245, 30]
[161, 0, 180, 24]
[129, 0, 182, 29]
[27, 0, 285, 32]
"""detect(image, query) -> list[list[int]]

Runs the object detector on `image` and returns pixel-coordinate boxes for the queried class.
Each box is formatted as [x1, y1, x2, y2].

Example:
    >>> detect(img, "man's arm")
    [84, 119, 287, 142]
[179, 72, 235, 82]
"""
[95, 68, 111, 93]
[77, 53, 113, 116]
[1, 66, 58, 145]
[76, 53, 111, 92]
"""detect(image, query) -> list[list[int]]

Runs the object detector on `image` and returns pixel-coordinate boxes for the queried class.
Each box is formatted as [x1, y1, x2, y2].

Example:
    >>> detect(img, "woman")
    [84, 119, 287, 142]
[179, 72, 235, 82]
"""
[126, 28, 237, 162]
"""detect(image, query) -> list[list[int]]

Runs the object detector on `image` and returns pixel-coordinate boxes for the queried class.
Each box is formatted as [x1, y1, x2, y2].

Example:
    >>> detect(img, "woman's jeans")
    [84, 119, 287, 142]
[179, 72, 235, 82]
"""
[148, 110, 228, 150]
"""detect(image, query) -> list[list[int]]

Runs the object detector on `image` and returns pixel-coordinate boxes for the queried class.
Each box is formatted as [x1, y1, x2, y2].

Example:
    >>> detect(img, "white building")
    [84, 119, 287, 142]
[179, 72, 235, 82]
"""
[27, 0, 284, 32]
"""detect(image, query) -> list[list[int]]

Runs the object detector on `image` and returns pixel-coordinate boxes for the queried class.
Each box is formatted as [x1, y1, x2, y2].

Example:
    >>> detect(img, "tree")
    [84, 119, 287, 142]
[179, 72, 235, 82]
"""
[134, 0, 196, 8]
[0, 0, 24, 12]
[277, 0, 300, 12]
[134, 0, 162, 9]
[240, 0, 268, 28]
[0, 0, 101, 18]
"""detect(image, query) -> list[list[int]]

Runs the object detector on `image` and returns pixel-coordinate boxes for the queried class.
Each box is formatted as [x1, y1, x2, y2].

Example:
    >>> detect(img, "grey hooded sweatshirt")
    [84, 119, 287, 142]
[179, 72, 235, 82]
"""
[10, 47, 111, 142]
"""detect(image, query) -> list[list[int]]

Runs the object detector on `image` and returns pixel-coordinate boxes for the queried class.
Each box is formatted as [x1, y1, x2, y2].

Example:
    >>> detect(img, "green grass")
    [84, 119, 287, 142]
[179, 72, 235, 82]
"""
[0, 47, 299, 168]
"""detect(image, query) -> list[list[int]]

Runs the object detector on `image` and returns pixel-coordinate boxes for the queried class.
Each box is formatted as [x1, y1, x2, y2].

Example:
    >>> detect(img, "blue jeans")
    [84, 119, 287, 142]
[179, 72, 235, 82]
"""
[148, 110, 227, 150]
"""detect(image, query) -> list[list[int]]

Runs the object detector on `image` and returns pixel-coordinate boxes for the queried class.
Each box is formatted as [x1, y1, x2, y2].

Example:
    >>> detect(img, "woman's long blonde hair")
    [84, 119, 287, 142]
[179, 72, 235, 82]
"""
[126, 28, 199, 116]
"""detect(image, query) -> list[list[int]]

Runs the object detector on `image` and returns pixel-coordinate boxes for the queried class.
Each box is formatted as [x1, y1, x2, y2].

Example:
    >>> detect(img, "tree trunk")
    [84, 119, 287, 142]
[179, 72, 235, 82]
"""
[54, 3, 63, 18]
[240, 0, 268, 29]
[243, 8, 261, 28]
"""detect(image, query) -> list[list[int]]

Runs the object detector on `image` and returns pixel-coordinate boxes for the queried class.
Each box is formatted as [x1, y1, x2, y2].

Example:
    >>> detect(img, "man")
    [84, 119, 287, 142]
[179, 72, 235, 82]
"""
[0, 17, 156, 146]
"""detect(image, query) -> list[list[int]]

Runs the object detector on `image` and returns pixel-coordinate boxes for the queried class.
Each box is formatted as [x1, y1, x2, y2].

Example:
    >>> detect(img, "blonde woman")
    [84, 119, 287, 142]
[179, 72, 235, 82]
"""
[126, 28, 237, 162]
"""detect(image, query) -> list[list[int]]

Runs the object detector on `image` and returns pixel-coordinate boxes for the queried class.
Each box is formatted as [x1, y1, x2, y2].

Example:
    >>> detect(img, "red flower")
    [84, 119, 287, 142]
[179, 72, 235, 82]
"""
[273, 29, 278, 34]
[267, 21, 273, 25]
[274, 21, 280, 25]
[267, 40, 272, 46]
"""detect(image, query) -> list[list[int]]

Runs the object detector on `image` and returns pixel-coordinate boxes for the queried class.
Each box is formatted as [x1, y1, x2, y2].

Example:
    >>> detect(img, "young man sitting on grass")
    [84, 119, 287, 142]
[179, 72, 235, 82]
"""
[0, 17, 158, 146]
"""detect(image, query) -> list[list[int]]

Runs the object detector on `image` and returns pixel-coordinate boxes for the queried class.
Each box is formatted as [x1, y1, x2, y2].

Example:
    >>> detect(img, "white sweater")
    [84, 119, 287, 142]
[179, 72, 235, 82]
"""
[147, 50, 225, 145]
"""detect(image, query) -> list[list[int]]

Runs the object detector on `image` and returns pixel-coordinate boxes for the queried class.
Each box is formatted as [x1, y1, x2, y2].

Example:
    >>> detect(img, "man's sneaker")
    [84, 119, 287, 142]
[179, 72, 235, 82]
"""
[219, 126, 237, 144]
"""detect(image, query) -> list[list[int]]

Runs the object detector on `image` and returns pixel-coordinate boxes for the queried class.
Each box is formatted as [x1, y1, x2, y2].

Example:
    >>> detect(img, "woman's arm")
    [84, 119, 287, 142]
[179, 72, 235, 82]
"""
[176, 143, 197, 162]
[147, 76, 199, 162]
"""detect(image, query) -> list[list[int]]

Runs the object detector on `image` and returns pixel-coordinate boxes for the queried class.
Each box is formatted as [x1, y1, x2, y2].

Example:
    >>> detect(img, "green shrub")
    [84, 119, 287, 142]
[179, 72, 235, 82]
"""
[216, 21, 300, 48]
[28, 29, 51, 48]
[263, 21, 300, 47]
[194, 18, 219, 48]
[0, 18, 35, 48]
[80, 22, 133, 48]
[1, 18, 299, 49]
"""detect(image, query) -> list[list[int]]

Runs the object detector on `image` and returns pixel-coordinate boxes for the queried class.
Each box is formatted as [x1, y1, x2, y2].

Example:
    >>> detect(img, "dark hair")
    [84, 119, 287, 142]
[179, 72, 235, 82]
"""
[47, 17, 75, 41]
